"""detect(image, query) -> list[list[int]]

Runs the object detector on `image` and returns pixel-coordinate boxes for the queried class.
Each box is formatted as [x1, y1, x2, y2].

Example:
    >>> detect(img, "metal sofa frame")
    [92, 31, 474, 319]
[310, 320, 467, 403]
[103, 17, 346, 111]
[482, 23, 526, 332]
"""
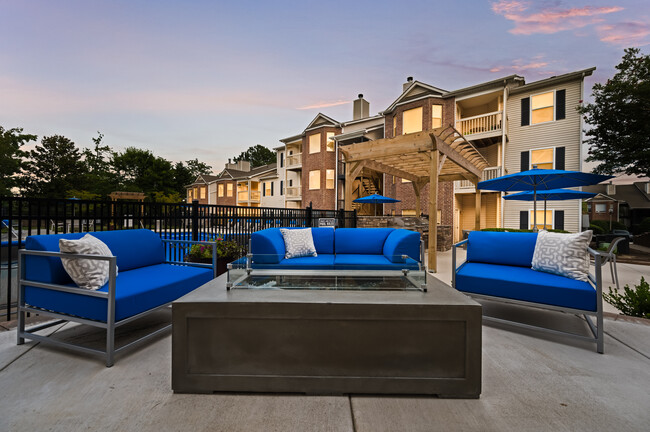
[17, 239, 217, 367]
[452, 239, 605, 353]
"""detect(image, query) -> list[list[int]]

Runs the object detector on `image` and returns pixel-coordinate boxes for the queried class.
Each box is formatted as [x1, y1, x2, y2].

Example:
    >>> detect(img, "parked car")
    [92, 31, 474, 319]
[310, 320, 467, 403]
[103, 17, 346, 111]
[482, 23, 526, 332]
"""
[611, 229, 634, 242]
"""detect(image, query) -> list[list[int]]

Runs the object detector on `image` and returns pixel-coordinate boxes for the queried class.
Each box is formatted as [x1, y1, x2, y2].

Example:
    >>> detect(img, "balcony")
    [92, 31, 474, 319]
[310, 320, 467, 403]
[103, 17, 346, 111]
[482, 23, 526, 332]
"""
[237, 190, 261, 203]
[286, 186, 301, 200]
[455, 166, 502, 192]
[456, 111, 503, 139]
[286, 153, 302, 169]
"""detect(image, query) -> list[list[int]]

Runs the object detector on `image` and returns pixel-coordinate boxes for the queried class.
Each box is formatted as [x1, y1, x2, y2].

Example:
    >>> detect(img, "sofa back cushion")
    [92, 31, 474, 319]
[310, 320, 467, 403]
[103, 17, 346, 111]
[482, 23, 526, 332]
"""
[467, 231, 538, 267]
[335, 228, 394, 255]
[251, 227, 335, 264]
[25, 229, 164, 284]
[383, 229, 420, 263]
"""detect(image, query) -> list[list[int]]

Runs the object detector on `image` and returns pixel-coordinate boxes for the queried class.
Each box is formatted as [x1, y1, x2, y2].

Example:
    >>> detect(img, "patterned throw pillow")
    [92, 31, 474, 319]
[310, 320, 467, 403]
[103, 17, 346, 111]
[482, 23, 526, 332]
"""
[531, 230, 593, 281]
[59, 234, 118, 290]
[280, 228, 317, 259]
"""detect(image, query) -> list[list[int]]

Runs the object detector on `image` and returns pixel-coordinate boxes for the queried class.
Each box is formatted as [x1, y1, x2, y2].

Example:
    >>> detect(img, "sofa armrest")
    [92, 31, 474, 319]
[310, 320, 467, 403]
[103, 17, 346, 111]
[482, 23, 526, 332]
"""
[383, 229, 420, 263]
[251, 229, 285, 264]
[452, 239, 468, 288]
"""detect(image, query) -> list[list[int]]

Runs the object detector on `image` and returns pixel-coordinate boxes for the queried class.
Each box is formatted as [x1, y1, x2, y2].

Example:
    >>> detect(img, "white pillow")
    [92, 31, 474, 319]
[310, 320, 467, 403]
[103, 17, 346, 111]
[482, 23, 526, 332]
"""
[280, 228, 317, 259]
[531, 230, 592, 281]
[59, 234, 118, 290]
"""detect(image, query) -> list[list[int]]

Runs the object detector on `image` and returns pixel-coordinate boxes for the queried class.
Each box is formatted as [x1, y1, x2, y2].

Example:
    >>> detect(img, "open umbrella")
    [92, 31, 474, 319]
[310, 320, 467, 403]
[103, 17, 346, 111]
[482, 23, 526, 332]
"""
[503, 188, 597, 229]
[353, 194, 400, 216]
[478, 169, 612, 230]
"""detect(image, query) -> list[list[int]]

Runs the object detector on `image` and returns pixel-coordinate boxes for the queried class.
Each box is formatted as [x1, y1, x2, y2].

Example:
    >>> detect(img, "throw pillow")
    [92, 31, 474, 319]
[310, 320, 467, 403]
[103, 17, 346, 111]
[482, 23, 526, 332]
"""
[531, 230, 593, 281]
[280, 228, 317, 259]
[59, 234, 118, 290]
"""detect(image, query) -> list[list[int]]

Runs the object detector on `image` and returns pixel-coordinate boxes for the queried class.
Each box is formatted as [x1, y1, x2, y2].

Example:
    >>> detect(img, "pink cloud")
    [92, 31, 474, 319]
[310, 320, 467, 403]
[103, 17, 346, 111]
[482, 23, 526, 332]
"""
[296, 100, 351, 110]
[597, 21, 650, 46]
[491, 1, 623, 35]
[489, 56, 551, 74]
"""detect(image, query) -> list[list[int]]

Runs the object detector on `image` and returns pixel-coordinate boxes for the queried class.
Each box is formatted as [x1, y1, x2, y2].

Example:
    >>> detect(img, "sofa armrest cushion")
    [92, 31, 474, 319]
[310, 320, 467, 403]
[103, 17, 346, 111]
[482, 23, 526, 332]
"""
[467, 231, 538, 267]
[251, 229, 285, 264]
[383, 229, 420, 263]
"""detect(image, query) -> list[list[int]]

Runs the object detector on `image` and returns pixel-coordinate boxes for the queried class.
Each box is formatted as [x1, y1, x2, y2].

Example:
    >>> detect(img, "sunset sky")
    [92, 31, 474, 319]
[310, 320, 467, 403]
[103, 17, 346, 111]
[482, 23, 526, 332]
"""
[1, 0, 649, 174]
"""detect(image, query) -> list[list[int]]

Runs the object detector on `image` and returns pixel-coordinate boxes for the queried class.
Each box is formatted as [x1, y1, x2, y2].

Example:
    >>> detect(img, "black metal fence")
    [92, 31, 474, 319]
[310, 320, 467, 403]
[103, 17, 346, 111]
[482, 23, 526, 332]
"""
[0, 197, 356, 320]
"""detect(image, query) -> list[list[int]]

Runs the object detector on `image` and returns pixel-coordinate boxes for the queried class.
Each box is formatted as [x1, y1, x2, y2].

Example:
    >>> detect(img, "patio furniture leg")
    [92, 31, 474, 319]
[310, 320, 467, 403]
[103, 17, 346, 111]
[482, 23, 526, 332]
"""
[17, 251, 25, 345]
[106, 325, 114, 367]
[612, 256, 620, 290]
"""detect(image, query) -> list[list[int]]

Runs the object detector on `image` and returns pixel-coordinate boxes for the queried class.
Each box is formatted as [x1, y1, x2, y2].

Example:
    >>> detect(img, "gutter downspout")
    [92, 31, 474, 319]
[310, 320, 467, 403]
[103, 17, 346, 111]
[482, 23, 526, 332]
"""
[335, 140, 339, 211]
[579, 72, 586, 231]
[501, 82, 508, 229]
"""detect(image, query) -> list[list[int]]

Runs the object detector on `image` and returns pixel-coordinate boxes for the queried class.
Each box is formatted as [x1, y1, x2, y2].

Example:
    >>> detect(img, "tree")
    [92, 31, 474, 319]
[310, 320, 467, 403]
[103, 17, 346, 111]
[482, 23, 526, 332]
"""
[579, 48, 650, 178]
[0, 126, 37, 196]
[173, 159, 213, 194]
[22, 135, 85, 198]
[233, 144, 276, 168]
[81, 131, 116, 197]
[111, 147, 177, 196]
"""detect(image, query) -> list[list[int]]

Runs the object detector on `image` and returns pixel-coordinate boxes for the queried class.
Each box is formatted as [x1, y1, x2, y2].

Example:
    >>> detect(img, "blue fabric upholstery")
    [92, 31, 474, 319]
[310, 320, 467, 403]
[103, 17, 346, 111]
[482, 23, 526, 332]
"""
[250, 228, 285, 264]
[383, 229, 420, 263]
[252, 254, 336, 269]
[334, 254, 419, 270]
[467, 231, 538, 267]
[456, 262, 596, 311]
[335, 228, 394, 255]
[25, 264, 213, 322]
[25, 229, 165, 285]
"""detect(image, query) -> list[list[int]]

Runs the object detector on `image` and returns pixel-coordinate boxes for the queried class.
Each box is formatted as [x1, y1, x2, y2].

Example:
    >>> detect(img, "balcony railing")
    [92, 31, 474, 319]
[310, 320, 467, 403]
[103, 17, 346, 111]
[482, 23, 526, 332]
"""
[237, 191, 261, 202]
[456, 111, 502, 136]
[286, 186, 301, 199]
[286, 153, 302, 168]
[455, 166, 502, 190]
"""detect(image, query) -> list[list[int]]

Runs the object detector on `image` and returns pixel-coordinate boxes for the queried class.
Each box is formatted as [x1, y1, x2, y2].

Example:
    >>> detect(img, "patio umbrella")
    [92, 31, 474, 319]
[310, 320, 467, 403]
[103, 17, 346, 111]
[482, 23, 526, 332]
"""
[353, 194, 400, 216]
[477, 168, 612, 230]
[503, 188, 597, 229]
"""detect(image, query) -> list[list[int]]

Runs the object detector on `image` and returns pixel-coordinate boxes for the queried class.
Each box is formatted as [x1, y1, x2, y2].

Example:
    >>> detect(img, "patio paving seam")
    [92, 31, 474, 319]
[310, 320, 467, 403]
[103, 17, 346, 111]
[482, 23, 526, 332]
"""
[0, 321, 70, 373]
[348, 396, 358, 432]
[604, 330, 650, 361]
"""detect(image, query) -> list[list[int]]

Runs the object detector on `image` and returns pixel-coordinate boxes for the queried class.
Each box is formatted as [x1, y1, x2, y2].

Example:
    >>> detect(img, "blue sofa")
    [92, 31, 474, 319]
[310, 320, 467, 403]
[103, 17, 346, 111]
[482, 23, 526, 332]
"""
[17, 229, 216, 366]
[250, 227, 421, 270]
[453, 231, 604, 353]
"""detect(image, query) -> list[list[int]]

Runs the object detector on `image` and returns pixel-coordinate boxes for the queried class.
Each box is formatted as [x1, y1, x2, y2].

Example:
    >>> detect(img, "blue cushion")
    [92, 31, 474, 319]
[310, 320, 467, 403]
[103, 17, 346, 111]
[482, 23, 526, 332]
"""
[334, 254, 419, 270]
[335, 228, 394, 255]
[25, 264, 212, 322]
[251, 229, 285, 264]
[252, 254, 335, 269]
[383, 229, 420, 263]
[456, 262, 596, 311]
[467, 231, 538, 267]
[25, 229, 165, 285]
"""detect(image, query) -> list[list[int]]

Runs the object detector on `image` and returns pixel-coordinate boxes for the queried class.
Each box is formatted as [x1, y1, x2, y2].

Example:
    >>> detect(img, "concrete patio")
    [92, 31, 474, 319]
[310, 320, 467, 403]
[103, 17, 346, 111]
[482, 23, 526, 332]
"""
[0, 249, 649, 431]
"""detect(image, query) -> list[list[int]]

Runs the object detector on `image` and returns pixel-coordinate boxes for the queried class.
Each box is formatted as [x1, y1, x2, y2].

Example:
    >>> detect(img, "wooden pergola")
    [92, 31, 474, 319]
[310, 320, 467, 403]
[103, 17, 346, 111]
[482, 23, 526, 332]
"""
[339, 126, 489, 272]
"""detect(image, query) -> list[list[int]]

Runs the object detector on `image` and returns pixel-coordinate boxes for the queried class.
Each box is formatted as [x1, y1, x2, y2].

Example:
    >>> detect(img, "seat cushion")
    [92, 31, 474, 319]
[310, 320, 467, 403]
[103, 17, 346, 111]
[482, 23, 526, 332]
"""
[24, 264, 213, 322]
[334, 254, 419, 270]
[252, 254, 335, 269]
[467, 231, 537, 267]
[335, 228, 394, 255]
[455, 262, 596, 311]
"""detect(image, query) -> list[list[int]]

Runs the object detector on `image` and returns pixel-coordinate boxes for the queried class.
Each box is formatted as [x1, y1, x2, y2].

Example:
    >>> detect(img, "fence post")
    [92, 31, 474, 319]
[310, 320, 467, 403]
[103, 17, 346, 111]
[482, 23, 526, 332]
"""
[306, 202, 312, 227]
[192, 200, 199, 241]
[353, 209, 357, 228]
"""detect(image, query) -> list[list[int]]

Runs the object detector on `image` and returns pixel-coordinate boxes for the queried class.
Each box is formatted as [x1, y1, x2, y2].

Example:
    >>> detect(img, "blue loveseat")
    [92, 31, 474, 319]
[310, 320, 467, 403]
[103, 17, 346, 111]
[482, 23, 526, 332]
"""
[17, 229, 216, 366]
[250, 227, 421, 270]
[452, 231, 604, 353]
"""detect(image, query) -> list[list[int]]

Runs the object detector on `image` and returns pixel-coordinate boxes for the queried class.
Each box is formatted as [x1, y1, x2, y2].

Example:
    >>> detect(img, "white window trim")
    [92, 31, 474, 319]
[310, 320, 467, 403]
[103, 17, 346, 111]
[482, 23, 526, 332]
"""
[529, 146, 556, 170]
[529, 208, 555, 229]
[530, 90, 556, 126]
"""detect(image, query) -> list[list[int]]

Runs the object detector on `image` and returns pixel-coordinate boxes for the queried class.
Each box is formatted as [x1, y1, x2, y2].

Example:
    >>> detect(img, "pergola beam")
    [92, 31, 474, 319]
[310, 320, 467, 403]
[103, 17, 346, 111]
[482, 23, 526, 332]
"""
[362, 159, 421, 183]
[430, 133, 483, 180]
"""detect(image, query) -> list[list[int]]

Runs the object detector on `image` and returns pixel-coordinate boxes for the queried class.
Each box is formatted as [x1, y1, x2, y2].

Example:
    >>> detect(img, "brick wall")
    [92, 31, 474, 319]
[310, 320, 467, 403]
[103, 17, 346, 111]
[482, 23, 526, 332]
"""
[214, 180, 236, 206]
[301, 126, 340, 209]
[384, 96, 455, 139]
[383, 178, 453, 224]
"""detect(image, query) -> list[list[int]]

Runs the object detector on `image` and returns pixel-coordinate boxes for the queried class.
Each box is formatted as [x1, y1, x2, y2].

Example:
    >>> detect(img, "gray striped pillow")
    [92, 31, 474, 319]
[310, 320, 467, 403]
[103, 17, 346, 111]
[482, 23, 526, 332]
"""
[531, 230, 592, 281]
[59, 234, 118, 290]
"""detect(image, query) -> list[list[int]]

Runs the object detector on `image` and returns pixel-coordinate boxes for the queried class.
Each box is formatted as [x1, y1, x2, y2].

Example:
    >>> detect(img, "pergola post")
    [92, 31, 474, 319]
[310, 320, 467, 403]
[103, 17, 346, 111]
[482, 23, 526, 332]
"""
[412, 182, 421, 216]
[428, 150, 439, 272]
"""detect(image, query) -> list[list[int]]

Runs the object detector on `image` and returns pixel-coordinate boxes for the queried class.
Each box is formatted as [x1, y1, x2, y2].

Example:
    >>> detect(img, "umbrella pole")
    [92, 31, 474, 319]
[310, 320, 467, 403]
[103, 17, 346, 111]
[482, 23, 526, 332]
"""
[544, 199, 547, 229]
[533, 187, 538, 232]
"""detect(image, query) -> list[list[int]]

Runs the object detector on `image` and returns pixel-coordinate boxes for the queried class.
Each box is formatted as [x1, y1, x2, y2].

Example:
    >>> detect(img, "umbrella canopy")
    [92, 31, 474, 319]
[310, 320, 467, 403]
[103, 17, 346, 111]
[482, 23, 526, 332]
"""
[353, 194, 400, 204]
[504, 188, 597, 228]
[478, 169, 612, 230]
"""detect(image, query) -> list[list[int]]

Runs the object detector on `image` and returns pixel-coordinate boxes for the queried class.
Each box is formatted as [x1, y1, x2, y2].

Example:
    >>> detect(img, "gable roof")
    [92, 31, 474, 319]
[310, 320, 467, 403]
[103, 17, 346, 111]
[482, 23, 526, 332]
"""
[584, 182, 650, 209]
[382, 81, 448, 114]
[214, 163, 278, 181]
[304, 113, 340, 131]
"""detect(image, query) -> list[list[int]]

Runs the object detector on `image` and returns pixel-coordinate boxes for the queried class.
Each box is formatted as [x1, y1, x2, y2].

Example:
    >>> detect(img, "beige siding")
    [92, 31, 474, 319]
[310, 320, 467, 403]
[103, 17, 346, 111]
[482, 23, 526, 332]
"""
[479, 143, 500, 167]
[456, 193, 499, 235]
[504, 80, 584, 232]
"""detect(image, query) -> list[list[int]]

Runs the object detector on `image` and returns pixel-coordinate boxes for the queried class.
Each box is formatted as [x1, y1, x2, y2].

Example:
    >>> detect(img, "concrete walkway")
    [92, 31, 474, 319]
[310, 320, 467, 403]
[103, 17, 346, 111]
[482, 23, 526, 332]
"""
[1, 251, 649, 431]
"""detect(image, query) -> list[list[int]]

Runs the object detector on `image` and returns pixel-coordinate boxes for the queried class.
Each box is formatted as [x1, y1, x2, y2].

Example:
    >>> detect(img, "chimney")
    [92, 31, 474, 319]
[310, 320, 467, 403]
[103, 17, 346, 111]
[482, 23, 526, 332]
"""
[352, 94, 370, 120]
[238, 160, 251, 172]
[403, 76, 414, 92]
[606, 181, 616, 196]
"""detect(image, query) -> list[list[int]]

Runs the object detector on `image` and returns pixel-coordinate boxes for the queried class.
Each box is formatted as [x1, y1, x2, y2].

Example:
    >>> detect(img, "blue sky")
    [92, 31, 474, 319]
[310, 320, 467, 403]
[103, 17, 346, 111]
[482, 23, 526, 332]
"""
[1, 0, 649, 173]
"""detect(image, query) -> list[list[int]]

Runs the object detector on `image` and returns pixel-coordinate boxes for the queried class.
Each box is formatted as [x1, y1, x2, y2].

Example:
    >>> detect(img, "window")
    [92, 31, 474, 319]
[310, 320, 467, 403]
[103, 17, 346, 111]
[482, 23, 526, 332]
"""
[595, 203, 607, 213]
[401, 178, 411, 183]
[280, 180, 284, 195]
[265, 182, 272, 196]
[309, 170, 320, 190]
[309, 133, 321, 154]
[432, 104, 442, 128]
[402, 209, 416, 216]
[188, 190, 193, 200]
[218, 184, 224, 197]
[227, 183, 233, 197]
[402, 107, 423, 134]
[530, 148, 554, 170]
[529, 210, 553, 230]
[280, 152, 284, 168]
[392, 116, 397, 137]
[326, 169, 334, 189]
[531, 91, 554, 124]
[587, 203, 592, 212]
[200, 187, 206, 199]
[326, 132, 335, 152]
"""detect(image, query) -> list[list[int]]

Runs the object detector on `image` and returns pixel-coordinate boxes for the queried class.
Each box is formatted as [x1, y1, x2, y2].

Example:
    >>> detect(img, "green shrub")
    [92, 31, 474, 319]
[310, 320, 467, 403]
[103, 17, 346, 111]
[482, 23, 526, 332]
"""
[603, 277, 650, 319]
[610, 221, 627, 231]
[590, 219, 610, 233]
[635, 217, 650, 235]
[589, 224, 605, 235]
